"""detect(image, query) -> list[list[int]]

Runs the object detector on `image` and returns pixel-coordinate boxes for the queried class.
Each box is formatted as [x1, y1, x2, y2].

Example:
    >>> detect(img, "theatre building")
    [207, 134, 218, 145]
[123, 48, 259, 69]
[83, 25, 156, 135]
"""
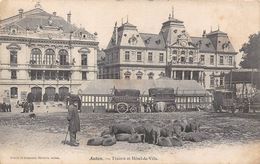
[0, 4, 98, 103]
[100, 13, 237, 90]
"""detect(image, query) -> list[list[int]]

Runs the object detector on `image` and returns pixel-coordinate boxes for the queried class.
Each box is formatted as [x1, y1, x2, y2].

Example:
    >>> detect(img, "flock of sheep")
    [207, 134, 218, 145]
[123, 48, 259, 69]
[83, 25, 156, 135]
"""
[87, 118, 210, 147]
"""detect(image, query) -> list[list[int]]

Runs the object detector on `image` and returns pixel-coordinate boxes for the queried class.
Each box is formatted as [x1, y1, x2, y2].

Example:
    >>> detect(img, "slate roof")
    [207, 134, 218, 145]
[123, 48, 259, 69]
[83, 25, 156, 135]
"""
[0, 8, 93, 36]
[140, 33, 165, 50]
[191, 37, 215, 53]
[206, 30, 236, 53]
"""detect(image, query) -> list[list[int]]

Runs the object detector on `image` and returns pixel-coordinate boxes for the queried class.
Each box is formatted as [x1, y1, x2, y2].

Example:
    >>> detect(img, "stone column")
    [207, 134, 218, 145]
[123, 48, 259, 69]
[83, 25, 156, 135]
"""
[173, 71, 176, 79]
[191, 71, 193, 80]
[182, 71, 184, 80]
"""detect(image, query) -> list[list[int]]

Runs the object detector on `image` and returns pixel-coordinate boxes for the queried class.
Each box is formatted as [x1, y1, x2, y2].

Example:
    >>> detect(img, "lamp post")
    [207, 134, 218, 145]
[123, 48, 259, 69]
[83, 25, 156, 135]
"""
[69, 31, 73, 93]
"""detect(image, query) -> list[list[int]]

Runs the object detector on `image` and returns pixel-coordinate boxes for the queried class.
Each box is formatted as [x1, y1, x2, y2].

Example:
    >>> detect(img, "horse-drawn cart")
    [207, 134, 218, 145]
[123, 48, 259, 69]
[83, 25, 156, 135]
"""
[148, 88, 177, 112]
[110, 89, 141, 113]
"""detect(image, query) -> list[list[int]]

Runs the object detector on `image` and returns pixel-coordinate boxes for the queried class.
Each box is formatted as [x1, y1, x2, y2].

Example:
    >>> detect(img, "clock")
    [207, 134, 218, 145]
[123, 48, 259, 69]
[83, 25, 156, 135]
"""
[180, 40, 187, 47]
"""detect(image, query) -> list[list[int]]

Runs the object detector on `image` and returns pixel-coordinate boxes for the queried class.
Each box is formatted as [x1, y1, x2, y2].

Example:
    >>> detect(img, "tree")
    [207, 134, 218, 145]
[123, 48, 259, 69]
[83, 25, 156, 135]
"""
[239, 32, 260, 69]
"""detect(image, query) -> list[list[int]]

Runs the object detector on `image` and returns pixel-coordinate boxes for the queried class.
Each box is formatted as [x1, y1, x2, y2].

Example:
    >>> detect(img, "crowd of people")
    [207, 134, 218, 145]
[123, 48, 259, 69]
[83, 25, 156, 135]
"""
[0, 102, 12, 112]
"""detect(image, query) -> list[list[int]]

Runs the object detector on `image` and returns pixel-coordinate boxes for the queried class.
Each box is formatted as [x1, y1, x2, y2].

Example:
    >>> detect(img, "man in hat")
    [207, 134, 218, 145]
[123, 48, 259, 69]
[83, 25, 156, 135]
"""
[67, 97, 80, 146]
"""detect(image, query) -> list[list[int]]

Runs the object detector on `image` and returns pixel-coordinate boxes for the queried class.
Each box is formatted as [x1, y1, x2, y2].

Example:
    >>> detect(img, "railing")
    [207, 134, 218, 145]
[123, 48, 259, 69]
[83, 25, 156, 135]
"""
[79, 93, 213, 112]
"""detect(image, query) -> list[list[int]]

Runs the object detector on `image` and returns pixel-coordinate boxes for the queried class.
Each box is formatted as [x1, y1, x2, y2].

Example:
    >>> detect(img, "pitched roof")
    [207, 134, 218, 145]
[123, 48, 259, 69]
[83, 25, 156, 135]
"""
[140, 33, 165, 50]
[1, 8, 93, 36]
[191, 37, 215, 53]
[80, 79, 208, 96]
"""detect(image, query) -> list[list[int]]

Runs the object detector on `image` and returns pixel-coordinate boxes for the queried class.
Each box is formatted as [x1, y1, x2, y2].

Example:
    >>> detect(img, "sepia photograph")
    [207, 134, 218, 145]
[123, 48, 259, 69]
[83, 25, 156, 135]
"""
[0, 0, 259, 163]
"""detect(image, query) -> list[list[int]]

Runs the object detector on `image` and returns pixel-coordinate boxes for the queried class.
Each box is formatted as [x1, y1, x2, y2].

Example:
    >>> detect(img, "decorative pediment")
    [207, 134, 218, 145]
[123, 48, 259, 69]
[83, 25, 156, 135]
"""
[136, 71, 143, 76]
[124, 71, 131, 76]
[78, 47, 91, 53]
[6, 43, 21, 50]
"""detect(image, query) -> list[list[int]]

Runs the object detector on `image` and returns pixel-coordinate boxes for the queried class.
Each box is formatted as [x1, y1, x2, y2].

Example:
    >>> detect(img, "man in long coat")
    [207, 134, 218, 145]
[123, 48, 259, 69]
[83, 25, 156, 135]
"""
[67, 98, 80, 146]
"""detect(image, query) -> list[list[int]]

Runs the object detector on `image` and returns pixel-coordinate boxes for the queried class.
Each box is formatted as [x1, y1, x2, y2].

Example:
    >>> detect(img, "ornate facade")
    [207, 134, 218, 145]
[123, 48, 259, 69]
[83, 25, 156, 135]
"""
[0, 5, 98, 103]
[100, 14, 237, 90]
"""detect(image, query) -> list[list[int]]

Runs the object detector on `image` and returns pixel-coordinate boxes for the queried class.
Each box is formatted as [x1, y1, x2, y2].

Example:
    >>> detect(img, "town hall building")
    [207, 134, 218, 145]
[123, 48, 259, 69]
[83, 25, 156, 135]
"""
[99, 12, 237, 90]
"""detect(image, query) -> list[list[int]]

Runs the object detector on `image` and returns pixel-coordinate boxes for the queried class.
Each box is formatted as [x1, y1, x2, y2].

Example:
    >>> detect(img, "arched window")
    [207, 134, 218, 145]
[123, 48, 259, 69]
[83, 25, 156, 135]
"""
[44, 49, 55, 65]
[189, 51, 193, 55]
[31, 48, 42, 64]
[81, 54, 88, 66]
[59, 49, 68, 65]
[181, 50, 185, 55]
[59, 87, 69, 101]
[172, 50, 177, 55]
[11, 87, 18, 98]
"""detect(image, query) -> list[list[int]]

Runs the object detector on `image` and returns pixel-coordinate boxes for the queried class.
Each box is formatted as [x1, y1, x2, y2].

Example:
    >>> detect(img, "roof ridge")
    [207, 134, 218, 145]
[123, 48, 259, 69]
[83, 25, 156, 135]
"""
[0, 8, 44, 23]
[139, 32, 159, 36]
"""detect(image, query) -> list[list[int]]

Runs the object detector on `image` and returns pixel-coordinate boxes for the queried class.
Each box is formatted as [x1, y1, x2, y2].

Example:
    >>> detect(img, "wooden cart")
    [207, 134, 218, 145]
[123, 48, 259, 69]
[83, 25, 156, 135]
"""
[148, 88, 177, 112]
[110, 89, 141, 113]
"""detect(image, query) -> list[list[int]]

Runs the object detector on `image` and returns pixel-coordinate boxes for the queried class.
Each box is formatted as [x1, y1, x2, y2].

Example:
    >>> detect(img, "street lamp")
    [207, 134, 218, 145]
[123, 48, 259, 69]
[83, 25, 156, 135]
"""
[69, 31, 73, 93]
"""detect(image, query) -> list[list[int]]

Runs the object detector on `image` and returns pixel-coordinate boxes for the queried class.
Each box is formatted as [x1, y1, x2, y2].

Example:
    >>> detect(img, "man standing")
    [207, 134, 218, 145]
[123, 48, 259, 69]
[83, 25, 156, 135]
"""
[67, 98, 80, 146]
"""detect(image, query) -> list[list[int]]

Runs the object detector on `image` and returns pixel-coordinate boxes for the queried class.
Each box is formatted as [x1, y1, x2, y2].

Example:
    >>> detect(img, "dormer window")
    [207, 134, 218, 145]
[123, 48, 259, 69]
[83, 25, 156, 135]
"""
[155, 40, 161, 44]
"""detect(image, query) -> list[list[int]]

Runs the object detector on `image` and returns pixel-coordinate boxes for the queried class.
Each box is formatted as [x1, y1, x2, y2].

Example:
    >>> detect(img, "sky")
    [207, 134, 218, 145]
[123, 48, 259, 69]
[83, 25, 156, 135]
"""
[0, 0, 259, 65]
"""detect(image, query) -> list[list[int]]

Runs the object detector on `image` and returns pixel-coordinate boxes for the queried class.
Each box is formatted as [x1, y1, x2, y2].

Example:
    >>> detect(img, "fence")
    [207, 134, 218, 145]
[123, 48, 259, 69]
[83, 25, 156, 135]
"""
[79, 92, 213, 112]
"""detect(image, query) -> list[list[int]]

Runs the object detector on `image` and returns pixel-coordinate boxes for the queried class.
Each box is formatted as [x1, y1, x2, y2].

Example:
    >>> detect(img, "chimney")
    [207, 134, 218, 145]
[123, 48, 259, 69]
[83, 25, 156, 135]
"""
[53, 12, 57, 16]
[202, 30, 206, 37]
[18, 9, 23, 19]
[67, 11, 71, 23]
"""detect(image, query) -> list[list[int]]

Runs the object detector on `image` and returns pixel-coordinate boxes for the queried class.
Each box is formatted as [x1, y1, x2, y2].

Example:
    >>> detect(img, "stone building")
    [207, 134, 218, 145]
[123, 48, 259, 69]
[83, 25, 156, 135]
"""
[100, 13, 237, 90]
[0, 4, 98, 103]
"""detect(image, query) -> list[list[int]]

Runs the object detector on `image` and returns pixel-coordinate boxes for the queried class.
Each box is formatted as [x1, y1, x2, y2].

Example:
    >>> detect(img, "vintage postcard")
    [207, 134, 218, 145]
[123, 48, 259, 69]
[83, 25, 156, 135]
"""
[0, 0, 259, 163]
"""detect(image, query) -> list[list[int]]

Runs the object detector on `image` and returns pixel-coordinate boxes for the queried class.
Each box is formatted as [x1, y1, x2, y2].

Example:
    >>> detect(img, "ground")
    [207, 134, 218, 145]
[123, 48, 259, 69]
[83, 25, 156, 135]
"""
[0, 104, 260, 164]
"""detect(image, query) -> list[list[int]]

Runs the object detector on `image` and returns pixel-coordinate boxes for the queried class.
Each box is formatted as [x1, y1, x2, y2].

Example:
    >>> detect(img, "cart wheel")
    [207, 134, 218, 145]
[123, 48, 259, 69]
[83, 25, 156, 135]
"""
[129, 105, 138, 113]
[117, 102, 128, 113]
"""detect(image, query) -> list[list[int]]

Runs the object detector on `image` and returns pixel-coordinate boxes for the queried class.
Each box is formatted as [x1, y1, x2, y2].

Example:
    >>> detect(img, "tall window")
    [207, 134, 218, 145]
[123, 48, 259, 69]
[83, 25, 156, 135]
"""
[181, 56, 186, 63]
[219, 56, 224, 65]
[11, 87, 18, 98]
[11, 70, 17, 79]
[125, 51, 130, 61]
[31, 48, 42, 64]
[44, 49, 55, 65]
[82, 71, 87, 80]
[59, 49, 68, 65]
[210, 55, 214, 65]
[159, 53, 164, 62]
[58, 71, 70, 80]
[148, 52, 153, 62]
[137, 52, 142, 61]
[10, 51, 17, 64]
[200, 55, 205, 63]
[81, 54, 88, 65]
[210, 76, 215, 87]
[181, 51, 185, 55]
[189, 57, 193, 64]
[228, 56, 233, 66]
[220, 77, 224, 86]
[172, 56, 177, 61]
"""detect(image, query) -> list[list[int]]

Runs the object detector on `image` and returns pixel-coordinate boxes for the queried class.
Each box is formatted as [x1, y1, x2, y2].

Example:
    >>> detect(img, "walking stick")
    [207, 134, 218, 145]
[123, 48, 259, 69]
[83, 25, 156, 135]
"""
[64, 127, 69, 145]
